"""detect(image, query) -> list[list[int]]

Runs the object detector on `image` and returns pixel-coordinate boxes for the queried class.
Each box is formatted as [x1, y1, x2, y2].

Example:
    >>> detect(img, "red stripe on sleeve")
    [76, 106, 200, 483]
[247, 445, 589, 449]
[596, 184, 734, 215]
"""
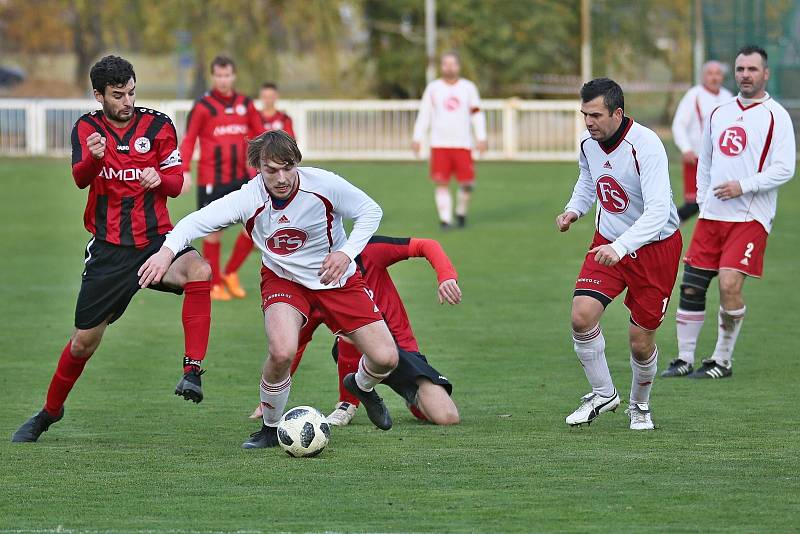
[757, 111, 775, 172]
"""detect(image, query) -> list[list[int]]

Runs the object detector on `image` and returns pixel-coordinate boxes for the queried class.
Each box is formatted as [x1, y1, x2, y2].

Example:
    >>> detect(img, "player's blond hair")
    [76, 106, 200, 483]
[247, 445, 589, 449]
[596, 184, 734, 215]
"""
[247, 130, 302, 168]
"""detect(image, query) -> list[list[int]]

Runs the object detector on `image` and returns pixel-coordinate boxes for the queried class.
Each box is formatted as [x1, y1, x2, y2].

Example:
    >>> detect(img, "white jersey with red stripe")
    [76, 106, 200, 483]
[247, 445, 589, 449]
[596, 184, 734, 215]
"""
[412, 78, 487, 149]
[697, 94, 795, 233]
[671, 84, 733, 154]
[163, 167, 382, 290]
[565, 119, 680, 259]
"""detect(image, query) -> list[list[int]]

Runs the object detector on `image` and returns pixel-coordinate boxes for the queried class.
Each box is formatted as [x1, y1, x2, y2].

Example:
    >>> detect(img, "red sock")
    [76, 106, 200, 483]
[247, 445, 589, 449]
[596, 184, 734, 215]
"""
[203, 241, 222, 285]
[224, 232, 254, 275]
[44, 341, 91, 417]
[337, 340, 361, 406]
[182, 280, 211, 373]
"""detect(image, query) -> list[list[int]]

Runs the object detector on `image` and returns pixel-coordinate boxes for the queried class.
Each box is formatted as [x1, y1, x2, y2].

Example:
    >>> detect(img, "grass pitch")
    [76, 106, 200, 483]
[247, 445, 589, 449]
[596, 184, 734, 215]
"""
[0, 157, 798, 533]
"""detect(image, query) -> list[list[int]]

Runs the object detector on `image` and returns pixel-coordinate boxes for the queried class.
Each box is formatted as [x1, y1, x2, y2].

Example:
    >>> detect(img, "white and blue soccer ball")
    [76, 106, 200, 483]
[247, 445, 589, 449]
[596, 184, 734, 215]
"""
[277, 406, 331, 457]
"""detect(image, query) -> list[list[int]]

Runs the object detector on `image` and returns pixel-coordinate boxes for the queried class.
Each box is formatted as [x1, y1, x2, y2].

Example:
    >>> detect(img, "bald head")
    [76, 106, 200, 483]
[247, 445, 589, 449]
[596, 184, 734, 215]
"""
[440, 52, 461, 82]
[702, 60, 726, 93]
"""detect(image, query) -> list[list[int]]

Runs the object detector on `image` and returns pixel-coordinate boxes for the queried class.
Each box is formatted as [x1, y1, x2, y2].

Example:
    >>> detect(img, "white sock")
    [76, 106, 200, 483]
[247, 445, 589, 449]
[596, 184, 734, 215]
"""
[354, 356, 392, 392]
[455, 187, 471, 217]
[435, 187, 453, 224]
[260, 375, 291, 427]
[711, 306, 745, 368]
[676, 308, 706, 364]
[630, 347, 658, 404]
[572, 324, 615, 398]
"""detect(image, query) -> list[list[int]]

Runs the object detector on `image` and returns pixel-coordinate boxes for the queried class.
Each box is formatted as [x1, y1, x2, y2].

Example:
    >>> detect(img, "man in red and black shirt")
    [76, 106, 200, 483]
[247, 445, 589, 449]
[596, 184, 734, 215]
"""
[12, 56, 213, 443]
[259, 82, 295, 139]
[180, 56, 264, 301]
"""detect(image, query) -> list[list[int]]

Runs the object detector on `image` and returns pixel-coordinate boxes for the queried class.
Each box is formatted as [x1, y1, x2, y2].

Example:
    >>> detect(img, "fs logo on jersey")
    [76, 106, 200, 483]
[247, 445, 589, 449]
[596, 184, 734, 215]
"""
[445, 96, 461, 111]
[134, 137, 151, 153]
[719, 126, 747, 156]
[596, 175, 629, 213]
[266, 228, 307, 256]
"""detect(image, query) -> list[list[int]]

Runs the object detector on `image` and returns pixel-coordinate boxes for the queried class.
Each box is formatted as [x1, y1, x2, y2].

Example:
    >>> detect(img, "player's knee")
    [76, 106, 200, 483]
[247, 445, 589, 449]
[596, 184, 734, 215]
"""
[718, 273, 742, 299]
[460, 184, 474, 193]
[629, 338, 654, 360]
[679, 265, 714, 311]
[188, 258, 212, 282]
[369, 343, 398, 371]
[435, 405, 460, 425]
[268, 345, 296, 367]
[571, 308, 597, 333]
[70, 333, 99, 358]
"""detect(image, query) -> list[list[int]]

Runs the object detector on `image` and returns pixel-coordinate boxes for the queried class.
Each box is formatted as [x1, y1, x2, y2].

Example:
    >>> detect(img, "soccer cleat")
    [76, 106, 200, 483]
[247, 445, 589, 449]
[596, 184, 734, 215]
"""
[327, 401, 357, 426]
[241, 424, 279, 449]
[439, 221, 453, 232]
[625, 402, 654, 430]
[222, 272, 246, 299]
[661, 358, 694, 378]
[565, 389, 620, 427]
[456, 214, 466, 228]
[343, 373, 392, 430]
[175, 367, 204, 403]
[688, 359, 732, 379]
[11, 407, 64, 443]
[210, 284, 231, 301]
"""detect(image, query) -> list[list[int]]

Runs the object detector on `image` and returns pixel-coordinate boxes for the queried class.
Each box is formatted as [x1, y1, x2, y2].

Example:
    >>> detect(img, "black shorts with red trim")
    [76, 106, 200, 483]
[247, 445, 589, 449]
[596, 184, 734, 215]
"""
[74, 235, 196, 330]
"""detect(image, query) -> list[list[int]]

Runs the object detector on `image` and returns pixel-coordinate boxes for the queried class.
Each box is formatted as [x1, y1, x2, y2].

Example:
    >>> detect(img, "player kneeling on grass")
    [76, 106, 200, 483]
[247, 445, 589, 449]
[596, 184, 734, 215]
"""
[556, 78, 682, 430]
[139, 130, 399, 448]
[251, 235, 462, 426]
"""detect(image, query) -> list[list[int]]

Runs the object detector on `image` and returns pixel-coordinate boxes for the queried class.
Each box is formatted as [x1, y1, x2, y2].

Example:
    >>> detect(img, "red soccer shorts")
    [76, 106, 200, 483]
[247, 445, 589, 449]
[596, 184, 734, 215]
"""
[430, 148, 474, 185]
[260, 266, 383, 334]
[682, 160, 697, 203]
[684, 219, 768, 278]
[575, 230, 683, 331]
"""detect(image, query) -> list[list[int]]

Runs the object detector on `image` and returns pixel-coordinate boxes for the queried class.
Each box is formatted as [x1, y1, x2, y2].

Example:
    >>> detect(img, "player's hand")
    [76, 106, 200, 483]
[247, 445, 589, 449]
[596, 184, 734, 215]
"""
[137, 247, 175, 288]
[476, 140, 488, 154]
[138, 167, 162, 190]
[682, 150, 698, 164]
[249, 402, 263, 419]
[438, 279, 462, 305]
[181, 171, 193, 195]
[556, 211, 578, 232]
[713, 180, 743, 201]
[411, 141, 421, 156]
[589, 244, 621, 267]
[318, 251, 351, 285]
[86, 133, 106, 159]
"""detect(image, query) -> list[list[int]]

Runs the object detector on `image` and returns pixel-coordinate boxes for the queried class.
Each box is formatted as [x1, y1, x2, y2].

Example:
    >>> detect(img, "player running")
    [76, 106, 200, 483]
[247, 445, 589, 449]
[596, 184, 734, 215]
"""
[250, 235, 461, 426]
[412, 52, 487, 230]
[180, 55, 264, 301]
[259, 82, 295, 138]
[139, 130, 399, 449]
[556, 78, 681, 430]
[11, 55, 212, 443]
[671, 61, 733, 222]
[665, 45, 796, 379]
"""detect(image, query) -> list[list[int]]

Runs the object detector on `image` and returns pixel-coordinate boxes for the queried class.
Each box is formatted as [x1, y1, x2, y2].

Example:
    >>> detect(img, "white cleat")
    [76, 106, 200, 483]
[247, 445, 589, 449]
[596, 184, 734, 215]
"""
[625, 402, 655, 430]
[565, 389, 620, 426]
[327, 401, 357, 426]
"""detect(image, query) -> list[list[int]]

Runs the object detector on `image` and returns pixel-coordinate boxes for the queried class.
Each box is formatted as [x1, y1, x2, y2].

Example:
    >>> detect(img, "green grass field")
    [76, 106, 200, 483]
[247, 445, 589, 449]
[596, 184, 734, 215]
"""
[1, 157, 798, 533]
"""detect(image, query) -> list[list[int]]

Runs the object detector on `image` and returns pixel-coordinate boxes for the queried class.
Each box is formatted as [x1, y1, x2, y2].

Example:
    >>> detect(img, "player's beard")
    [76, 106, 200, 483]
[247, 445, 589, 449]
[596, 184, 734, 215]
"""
[104, 103, 134, 125]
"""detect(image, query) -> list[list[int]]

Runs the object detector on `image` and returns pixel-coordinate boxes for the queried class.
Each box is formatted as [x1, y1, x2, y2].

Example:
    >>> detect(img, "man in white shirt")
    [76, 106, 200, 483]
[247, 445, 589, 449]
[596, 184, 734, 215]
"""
[664, 45, 796, 380]
[556, 78, 682, 430]
[138, 131, 400, 448]
[412, 52, 487, 229]
[671, 61, 733, 221]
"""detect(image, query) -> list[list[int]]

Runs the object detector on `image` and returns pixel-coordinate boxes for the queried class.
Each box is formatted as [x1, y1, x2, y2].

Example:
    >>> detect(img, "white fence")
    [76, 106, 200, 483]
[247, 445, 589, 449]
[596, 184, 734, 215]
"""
[0, 98, 582, 161]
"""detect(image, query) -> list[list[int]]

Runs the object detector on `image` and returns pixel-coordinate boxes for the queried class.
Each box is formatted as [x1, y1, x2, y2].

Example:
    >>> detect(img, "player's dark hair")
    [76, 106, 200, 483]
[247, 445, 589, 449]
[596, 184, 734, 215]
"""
[261, 82, 278, 91]
[736, 45, 768, 66]
[580, 77, 624, 114]
[247, 130, 302, 168]
[210, 55, 236, 73]
[90, 55, 135, 94]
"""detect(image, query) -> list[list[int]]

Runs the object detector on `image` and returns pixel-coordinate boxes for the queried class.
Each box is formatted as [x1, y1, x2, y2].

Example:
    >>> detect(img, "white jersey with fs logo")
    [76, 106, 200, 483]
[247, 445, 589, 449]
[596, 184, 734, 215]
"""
[565, 120, 680, 259]
[697, 94, 796, 232]
[163, 167, 382, 290]
[671, 84, 733, 155]
[412, 78, 487, 149]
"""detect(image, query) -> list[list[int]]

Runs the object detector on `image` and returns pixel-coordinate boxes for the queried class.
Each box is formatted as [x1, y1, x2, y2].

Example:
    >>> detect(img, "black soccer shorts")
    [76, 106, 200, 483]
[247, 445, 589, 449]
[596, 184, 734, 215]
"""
[74, 235, 196, 330]
[197, 179, 249, 210]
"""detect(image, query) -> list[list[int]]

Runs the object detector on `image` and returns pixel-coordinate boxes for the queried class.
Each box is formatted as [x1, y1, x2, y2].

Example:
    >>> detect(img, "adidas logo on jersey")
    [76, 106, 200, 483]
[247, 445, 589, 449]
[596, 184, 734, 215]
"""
[603, 160, 612, 169]
[278, 215, 290, 224]
[740, 257, 749, 266]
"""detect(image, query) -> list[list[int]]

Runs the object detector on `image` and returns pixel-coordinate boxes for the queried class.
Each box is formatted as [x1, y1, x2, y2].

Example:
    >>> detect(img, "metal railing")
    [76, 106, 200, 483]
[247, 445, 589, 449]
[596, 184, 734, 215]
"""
[0, 98, 582, 161]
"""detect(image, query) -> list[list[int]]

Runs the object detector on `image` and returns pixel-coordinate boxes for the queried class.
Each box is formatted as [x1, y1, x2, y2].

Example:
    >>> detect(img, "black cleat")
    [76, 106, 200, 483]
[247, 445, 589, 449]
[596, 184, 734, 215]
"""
[343, 373, 392, 430]
[661, 358, 694, 378]
[688, 359, 732, 379]
[456, 215, 466, 228]
[11, 408, 64, 443]
[241, 424, 279, 449]
[440, 221, 453, 231]
[175, 367, 204, 403]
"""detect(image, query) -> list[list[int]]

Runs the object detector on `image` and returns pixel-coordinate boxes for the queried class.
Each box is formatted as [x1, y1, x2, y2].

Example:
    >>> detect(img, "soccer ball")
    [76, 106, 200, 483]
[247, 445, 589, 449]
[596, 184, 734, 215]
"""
[277, 406, 331, 458]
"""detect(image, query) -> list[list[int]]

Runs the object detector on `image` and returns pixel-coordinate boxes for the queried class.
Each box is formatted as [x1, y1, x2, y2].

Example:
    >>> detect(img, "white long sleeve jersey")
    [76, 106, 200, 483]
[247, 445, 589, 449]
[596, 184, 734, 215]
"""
[565, 120, 680, 259]
[163, 167, 383, 290]
[697, 95, 796, 233]
[412, 78, 487, 149]
[671, 84, 733, 154]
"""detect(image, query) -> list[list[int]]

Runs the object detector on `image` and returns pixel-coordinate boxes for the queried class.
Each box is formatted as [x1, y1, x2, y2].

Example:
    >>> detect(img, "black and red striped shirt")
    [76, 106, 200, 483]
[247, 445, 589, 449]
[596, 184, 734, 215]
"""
[180, 89, 264, 186]
[261, 109, 295, 139]
[71, 107, 183, 248]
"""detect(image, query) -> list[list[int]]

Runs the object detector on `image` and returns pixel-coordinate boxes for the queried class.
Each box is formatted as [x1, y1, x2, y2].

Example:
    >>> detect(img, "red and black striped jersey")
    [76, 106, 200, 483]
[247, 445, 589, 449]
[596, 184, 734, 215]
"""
[71, 107, 183, 248]
[261, 110, 295, 139]
[180, 89, 264, 186]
